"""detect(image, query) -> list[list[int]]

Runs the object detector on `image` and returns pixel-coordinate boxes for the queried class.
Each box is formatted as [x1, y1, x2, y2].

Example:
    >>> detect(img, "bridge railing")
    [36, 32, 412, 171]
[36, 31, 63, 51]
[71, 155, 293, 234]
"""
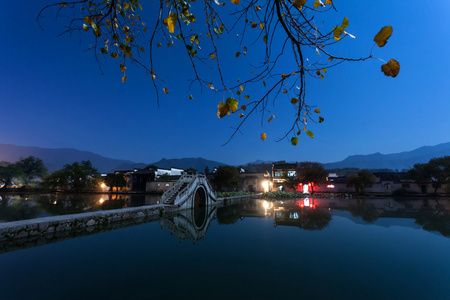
[161, 173, 195, 204]
[174, 176, 199, 207]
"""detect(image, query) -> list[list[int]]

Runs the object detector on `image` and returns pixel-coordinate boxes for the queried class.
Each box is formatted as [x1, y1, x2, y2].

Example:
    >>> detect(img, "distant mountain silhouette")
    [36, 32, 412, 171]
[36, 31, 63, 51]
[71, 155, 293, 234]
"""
[2, 142, 450, 174]
[0, 143, 142, 173]
[324, 142, 450, 170]
[150, 157, 227, 172]
[0, 144, 227, 173]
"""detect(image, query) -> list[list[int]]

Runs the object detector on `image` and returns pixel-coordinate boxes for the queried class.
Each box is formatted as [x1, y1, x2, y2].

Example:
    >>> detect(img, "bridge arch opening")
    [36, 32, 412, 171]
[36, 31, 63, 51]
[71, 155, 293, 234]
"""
[194, 186, 207, 228]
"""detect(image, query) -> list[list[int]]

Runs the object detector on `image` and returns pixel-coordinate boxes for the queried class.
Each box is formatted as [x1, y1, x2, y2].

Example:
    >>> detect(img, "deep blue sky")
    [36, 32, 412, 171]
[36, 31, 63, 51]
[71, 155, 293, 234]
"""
[1, 1, 449, 165]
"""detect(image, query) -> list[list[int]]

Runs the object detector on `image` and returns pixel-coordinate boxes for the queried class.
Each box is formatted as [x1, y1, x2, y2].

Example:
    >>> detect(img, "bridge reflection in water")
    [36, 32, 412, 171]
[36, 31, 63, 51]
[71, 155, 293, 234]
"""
[160, 197, 450, 244]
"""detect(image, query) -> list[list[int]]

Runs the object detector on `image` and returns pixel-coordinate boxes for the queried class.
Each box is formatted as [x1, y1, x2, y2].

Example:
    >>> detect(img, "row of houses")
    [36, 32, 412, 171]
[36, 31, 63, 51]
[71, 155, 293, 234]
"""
[102, 162, 447, 195]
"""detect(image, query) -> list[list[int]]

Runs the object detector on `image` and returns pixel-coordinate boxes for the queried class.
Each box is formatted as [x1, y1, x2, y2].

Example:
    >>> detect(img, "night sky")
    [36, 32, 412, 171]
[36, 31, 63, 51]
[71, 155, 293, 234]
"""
[1, 1, 449, 165]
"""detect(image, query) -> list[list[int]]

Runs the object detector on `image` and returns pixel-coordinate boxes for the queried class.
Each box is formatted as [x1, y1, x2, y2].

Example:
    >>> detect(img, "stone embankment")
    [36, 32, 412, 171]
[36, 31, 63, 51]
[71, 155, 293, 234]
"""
[0, 194, 259, 254]
[0, 204, 174, 243]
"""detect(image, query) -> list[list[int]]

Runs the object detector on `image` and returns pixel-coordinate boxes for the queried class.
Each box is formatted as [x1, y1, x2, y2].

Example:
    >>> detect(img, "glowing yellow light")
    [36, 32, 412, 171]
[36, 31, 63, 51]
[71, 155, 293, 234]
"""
[53, 201, 57, 205]
[99, 198, 104, 204]
[262, 181, 269, 192]
[263, 201, 269, 209]
[101, 183, 106, 188]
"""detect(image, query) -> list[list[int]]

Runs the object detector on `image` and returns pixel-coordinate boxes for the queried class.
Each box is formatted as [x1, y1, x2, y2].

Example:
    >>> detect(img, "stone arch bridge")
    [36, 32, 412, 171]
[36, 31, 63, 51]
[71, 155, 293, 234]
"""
[161, 174, 219, 209]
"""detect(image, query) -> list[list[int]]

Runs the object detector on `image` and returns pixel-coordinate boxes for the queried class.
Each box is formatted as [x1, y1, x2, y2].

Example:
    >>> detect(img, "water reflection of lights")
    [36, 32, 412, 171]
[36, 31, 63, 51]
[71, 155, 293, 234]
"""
[262, 200, 274, 217]
[99, 198, 104, 204]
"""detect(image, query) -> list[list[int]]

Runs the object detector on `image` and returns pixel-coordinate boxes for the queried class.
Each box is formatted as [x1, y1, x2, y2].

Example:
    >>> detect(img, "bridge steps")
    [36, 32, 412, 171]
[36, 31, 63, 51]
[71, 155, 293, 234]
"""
[164, 182, 189, 205]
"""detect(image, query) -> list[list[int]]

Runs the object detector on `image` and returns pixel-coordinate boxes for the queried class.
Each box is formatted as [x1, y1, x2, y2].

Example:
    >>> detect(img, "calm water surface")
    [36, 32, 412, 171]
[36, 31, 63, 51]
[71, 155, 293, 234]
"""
[1, 197, 450, 299]
[0, 193, 161, 222]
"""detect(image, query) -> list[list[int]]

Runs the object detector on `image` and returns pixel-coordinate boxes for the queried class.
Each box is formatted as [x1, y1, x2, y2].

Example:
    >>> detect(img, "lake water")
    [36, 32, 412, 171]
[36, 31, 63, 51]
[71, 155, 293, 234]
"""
[1, 197, 450, 299]
[0, 193, 161, 222]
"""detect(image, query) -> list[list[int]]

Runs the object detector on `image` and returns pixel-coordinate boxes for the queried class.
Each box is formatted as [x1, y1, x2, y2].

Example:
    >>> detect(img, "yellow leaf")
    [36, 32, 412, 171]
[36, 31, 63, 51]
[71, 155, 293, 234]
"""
[263, 35, 268, 43]
[189, 95, 193, 100]
[122, 76, 127, 83]
[251, 22, 257, 28]
[125, 52, 132, 58]
[239, 113, 244, 118]
[83, 24, 89, 32]
[163, 88, 169, 94]
[313, 0, 324, 8]
[217, 102, 228, 118]
[121, 66, 126, 72]
[259, 23, 264, 30]
[281, 74, 288, 79]
[325, 0, 333, 4]
[167, 42, 172, 47]
[240, 86, 244, 92]
[231, 0, 240, 4]
[322, 68, 327, 73]
[268, 114, 274, 122]
[381, 59, 400, 78]
[139, 47, 145, 53]
[208, 83, 214, 90]
[244, 95, 250, 100]
[261, 133, 267, 141]
[110, 52, 118, 59]
[151, 74, 156, 80]
[314, 108, 320, 113]
[210, 54, 216, 59]
[236, 52, 241, 58]
[374, 26, 393, 47]
[105, 19, 112, 25]
[157, 42, 161, 47]
[291, 137, 299, 146]
[241, 105, 246, 111]
[283, 89, 287, 94]
[123, 26, 130, 33]
[60, 2, 68, 7]
[163, 12, 177, 34]
[306, 130, 314, 138]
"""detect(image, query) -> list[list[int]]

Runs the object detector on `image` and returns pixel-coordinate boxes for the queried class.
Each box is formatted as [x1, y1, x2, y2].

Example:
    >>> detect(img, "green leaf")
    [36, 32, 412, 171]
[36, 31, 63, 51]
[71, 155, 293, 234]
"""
[226, 97, 238, 113]
[306, 130, 314, 138]
[291, 137, 299, 146]
[374, 26, 393, 47]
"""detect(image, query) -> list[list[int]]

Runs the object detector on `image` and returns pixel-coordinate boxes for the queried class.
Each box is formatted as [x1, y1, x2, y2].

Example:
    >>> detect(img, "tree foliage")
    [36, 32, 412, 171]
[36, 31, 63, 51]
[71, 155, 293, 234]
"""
[214, 165, 239, 191]
[346, 169, 376, 195]
[39, 0, 399, 145]
[408, 156, 450, 194]
[41, 160, 100, 192]
[0, 157, 48, 188]
[281, 172, 300, 190]
[105, 173, 127, 190]
[16, 156, 48, 186]
[297, 161, 327, 192]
